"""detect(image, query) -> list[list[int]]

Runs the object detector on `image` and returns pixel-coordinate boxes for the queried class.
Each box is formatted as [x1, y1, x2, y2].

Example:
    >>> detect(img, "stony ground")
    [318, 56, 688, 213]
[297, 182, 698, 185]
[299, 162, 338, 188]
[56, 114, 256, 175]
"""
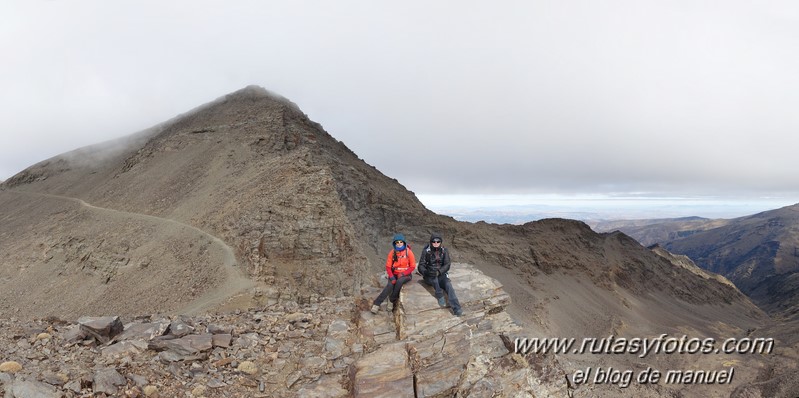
[0, 297, 356, 398]
[0, 265, 570, 398]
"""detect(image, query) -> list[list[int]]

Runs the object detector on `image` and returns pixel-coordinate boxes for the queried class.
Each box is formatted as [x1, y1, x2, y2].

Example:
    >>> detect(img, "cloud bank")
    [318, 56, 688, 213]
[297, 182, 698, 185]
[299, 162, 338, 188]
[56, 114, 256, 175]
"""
[1, 1, 798, 203]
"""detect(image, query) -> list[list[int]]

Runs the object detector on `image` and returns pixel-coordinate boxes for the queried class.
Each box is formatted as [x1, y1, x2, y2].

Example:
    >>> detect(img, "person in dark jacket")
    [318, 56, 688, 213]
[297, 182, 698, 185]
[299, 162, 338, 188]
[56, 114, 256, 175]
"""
[371, 233, 416, 314]
[417, 233, 462, 316]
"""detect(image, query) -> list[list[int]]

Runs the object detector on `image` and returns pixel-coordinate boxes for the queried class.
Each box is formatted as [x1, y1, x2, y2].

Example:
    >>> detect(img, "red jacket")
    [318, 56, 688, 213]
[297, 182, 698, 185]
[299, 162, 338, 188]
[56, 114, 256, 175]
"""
[386, 247, 416, 278]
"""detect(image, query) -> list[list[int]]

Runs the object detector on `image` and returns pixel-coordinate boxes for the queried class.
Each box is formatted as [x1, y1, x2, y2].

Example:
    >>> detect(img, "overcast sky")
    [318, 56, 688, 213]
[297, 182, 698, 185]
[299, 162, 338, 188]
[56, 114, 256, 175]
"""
[2, 1, 798, 214]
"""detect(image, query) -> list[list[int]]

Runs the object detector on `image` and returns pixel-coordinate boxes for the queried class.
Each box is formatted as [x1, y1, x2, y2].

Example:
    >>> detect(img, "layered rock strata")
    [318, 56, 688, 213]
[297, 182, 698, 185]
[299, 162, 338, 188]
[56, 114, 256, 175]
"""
[352, 263, 568, 397]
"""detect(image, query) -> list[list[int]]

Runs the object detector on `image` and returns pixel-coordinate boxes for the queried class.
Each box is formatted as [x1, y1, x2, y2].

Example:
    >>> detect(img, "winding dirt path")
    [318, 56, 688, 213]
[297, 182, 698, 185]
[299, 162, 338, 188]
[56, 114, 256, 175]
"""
[7, 189, 255, 315]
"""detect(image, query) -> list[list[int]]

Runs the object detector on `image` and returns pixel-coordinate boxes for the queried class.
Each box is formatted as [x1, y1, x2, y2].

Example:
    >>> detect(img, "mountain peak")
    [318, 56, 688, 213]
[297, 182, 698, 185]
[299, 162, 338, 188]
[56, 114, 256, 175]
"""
[222, 85, 289, 104]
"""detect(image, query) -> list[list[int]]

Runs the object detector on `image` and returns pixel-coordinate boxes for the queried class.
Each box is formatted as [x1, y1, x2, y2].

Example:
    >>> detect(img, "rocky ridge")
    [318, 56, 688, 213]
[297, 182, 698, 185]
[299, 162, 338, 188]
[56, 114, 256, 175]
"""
[0, 264, 569, 397]
[649, 244, 737, 289]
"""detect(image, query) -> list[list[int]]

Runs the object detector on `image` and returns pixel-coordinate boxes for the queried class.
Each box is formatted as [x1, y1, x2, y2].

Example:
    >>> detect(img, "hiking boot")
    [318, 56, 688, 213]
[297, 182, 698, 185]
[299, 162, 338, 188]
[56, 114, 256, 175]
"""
[453, 308, 463, 317]
[370, 305, 379, 314]
[437, 297, 446, 307]
[387, 302, 394, 311]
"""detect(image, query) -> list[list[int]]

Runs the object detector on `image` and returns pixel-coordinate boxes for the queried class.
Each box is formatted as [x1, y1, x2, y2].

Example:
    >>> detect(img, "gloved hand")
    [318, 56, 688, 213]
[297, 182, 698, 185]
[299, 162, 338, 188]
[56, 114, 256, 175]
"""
[405, 272, 412, 280]
[389, 276, 397, 285]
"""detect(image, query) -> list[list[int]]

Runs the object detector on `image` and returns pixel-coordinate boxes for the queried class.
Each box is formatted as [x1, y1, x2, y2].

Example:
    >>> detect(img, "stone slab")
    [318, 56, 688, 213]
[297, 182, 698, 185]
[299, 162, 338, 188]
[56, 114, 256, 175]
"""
[352, 342, 414, 398]
[399, 264, 510, 339]
[409, 323, 472, 397]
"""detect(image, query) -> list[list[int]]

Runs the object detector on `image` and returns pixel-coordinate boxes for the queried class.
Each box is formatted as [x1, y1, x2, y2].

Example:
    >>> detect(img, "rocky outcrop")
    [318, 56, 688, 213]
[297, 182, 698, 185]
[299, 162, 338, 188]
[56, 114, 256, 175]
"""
[0, 263, 568, 397]
[352, 263, 569, 397]
[649, 245, 738, 289]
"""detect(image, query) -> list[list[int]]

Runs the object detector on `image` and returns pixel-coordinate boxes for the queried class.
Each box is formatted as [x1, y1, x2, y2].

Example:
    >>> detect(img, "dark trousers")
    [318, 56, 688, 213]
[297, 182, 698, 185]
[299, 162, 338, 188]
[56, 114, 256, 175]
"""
[373, 275, 412, 305]
[423, 274, 461, 312]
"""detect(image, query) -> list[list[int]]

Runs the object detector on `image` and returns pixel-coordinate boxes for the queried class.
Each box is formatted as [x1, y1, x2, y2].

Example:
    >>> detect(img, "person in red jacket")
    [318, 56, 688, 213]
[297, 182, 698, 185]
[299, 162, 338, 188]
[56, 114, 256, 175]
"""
[371, 233, 416, 313]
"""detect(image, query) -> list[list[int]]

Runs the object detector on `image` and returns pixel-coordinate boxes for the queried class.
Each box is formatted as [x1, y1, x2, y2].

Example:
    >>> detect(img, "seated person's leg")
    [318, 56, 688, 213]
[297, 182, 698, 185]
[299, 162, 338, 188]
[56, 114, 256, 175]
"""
[390, 275, 413, 304]
[371, 281, 394, 313]
[442, 277, 462, 315]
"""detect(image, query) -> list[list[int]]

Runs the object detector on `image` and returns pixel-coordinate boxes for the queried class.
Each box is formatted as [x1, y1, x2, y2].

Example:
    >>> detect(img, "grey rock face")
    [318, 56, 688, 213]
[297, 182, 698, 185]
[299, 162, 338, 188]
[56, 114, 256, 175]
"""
[92, 368, 126, 395]
[5, 379, 61, 398]
[115, 320, 170, 341]
[78, 316, 123, 344]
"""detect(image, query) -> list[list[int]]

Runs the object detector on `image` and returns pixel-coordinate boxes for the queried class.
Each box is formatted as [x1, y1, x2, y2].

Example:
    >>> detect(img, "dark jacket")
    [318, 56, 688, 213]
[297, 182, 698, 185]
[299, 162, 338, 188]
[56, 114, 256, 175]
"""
[418, 243, 451, 277]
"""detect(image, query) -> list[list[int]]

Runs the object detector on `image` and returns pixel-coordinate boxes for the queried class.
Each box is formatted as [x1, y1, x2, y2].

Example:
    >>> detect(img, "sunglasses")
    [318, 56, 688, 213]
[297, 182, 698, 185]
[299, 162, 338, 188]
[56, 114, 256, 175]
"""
[432, 240, 442, 243]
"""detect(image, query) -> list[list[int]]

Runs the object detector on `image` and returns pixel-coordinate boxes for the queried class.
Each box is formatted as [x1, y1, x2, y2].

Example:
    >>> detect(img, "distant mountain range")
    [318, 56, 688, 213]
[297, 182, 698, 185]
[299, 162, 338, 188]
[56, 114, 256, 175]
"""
[596, 206, 799, 325]
[426, 201, 787, 226]
[592, 216, 732, 247]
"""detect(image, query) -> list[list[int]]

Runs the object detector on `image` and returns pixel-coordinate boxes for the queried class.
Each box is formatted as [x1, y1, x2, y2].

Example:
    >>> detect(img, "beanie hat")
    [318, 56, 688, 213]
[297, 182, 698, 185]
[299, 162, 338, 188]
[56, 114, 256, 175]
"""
[392, 233, 406, 243]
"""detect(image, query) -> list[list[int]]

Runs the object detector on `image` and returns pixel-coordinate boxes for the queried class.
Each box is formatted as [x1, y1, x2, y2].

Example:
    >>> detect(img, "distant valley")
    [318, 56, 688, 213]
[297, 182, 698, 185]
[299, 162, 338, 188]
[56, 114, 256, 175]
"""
[594, 207, 799, 329]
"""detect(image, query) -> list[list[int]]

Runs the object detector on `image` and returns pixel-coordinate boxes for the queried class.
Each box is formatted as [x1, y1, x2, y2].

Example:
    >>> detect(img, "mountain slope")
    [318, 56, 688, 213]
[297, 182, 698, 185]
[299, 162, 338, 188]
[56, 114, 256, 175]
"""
[1, 86, 789, 395]
[2, 87, 390, 312]
[662, 204, 799, 320]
